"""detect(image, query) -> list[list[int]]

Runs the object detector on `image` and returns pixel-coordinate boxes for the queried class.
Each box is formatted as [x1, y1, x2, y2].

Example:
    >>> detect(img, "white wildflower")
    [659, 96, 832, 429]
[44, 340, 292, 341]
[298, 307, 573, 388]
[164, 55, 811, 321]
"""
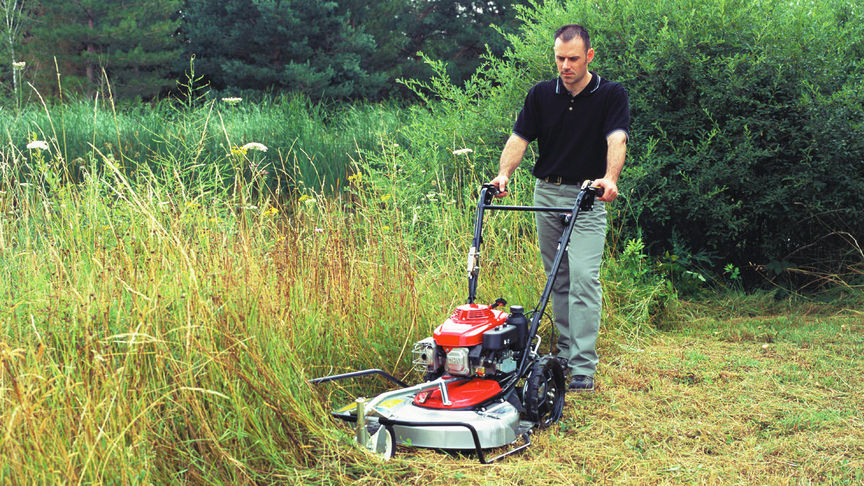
[12, 61, 25, 70]
[241, 142, 268, 152]
[451, 148, 473, 156]
[26, 140, 49, 150]
[222, 97, 242, 105]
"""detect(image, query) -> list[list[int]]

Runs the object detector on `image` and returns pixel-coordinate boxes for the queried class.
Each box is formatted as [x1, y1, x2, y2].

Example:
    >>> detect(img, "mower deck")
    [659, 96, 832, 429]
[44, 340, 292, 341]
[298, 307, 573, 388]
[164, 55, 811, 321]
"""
[333, 388, 528, 450]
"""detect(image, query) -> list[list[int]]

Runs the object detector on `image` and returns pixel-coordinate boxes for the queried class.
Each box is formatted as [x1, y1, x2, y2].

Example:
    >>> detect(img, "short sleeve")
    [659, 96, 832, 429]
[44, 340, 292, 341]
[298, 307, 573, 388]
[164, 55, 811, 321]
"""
[513, 85, 539, 142]
[603, 84, 630, 139]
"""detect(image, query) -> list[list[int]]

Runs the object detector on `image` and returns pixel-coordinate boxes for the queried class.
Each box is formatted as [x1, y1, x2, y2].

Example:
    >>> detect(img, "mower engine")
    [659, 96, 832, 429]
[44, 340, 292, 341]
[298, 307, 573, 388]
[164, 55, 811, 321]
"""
[412, 303, 529, 380]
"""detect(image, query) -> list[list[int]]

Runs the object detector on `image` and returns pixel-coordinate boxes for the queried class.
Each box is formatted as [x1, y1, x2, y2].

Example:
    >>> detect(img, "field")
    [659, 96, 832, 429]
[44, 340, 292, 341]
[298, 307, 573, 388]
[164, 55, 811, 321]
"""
[1, 98, 862, 484]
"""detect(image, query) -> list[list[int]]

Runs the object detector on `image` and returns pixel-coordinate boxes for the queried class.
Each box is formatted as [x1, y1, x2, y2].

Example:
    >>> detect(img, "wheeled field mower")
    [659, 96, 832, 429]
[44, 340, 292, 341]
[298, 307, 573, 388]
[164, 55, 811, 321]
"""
[310, 181, 604, 463]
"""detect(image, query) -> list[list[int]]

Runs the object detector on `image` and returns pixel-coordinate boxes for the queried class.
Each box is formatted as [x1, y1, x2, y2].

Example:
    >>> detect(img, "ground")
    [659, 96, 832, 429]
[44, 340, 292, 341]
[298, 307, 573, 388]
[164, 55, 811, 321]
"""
[339, 304, 863, 484]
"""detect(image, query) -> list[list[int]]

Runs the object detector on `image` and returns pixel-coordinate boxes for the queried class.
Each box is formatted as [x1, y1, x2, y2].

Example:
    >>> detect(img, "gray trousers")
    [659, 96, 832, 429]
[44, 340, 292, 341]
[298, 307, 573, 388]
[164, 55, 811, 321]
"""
[533, 179, 606, 377]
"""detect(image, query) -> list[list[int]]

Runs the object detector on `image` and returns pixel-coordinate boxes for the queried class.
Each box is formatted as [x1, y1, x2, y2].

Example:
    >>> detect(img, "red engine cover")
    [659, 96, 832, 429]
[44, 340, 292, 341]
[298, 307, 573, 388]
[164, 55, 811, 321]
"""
[433, 304, 509, 348]
[413, 378, 502, 409]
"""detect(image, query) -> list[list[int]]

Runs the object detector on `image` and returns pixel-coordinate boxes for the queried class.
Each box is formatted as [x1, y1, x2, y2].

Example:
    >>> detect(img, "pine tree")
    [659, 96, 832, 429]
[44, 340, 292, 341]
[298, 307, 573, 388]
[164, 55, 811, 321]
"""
[27, 0, 182, 98]
[182, 0, 378, 99]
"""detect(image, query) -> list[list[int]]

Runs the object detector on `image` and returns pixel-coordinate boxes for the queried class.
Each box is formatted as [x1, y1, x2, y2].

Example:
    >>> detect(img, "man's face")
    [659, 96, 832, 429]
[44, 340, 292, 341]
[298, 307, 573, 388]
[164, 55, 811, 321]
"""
[554, 37, 594, 88]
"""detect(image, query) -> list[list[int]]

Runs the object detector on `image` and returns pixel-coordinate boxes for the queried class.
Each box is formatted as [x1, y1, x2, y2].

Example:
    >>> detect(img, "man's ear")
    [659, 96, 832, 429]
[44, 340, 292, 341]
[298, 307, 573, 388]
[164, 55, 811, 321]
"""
[587, 48, 595, 64]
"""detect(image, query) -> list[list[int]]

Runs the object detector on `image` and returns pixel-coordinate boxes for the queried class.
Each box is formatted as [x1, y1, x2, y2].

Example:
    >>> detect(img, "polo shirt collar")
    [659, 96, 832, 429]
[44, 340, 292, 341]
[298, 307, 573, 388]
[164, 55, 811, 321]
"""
[555, 71, 601, 97]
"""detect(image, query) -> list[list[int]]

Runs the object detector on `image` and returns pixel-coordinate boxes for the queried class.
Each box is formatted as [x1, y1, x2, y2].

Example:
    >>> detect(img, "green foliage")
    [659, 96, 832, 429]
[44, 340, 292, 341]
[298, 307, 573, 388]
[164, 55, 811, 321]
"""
[26, 0, 182, 98]
[0, 93, 408, 197]
[603, 238, 678, 332]
[398, 0, 519, 85]
[180, 0, 520, 100]
[181, 0, 382, 99]
[390, 0, 864, 287]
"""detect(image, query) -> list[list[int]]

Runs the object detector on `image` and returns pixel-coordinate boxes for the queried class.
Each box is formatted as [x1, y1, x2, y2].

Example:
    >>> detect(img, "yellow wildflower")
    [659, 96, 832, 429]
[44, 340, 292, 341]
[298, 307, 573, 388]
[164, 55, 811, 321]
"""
[298, 194, 316, 207]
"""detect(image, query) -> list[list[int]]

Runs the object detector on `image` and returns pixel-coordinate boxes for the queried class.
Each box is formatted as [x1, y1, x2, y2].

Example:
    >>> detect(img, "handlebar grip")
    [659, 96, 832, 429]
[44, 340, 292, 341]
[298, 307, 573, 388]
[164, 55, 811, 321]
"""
[482, 183, 500, 196]
[580, 180, 604, 197]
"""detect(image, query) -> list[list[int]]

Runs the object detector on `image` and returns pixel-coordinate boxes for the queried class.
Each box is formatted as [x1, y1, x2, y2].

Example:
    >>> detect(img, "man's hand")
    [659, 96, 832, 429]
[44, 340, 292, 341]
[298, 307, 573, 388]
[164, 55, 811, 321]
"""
[489, 174, 510, 198]
[592, 177, 618, 202]
[492, 135, 528, 198]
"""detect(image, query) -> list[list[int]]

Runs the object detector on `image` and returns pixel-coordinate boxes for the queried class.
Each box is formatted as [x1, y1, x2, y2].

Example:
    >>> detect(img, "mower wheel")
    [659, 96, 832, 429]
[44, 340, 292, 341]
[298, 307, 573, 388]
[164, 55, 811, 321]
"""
[364, 423, 395, 461]
[524, 355, 566, 428]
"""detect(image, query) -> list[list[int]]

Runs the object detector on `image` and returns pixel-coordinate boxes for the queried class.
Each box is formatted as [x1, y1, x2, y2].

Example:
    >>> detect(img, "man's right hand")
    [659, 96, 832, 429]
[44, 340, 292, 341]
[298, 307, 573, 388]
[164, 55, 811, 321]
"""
[489, 174, 509, 198]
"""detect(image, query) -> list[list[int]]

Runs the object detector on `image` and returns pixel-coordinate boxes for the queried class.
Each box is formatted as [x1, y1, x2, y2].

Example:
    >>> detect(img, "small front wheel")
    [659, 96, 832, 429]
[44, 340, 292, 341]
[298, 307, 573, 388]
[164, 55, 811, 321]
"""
[364, 423, 395, 460]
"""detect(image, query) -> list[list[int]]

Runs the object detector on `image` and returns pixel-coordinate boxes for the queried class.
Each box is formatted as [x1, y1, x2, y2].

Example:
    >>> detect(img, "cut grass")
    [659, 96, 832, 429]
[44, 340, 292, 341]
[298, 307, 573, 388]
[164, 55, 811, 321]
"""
[334, 306, 862, 484]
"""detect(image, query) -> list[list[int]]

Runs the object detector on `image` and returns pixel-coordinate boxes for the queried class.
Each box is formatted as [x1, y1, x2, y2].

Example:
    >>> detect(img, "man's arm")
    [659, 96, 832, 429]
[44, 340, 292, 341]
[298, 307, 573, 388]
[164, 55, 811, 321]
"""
[594, 130, 627, 202]
[489, 134, 529, 197]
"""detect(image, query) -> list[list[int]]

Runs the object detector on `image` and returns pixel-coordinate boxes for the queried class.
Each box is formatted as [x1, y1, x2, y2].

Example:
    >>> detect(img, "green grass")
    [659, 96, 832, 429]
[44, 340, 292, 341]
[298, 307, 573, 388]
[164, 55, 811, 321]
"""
[1, 94, 408, 195]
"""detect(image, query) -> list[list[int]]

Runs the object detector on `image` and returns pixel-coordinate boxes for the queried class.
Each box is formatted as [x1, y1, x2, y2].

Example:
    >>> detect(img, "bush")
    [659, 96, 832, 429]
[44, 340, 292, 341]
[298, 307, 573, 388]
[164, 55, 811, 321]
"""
[393, 0, 864, 287]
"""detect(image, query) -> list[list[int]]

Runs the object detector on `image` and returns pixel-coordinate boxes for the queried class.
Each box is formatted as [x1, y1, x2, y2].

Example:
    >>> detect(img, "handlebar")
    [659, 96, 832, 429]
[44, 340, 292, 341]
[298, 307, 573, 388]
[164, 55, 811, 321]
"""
[482, 181, 604, 199]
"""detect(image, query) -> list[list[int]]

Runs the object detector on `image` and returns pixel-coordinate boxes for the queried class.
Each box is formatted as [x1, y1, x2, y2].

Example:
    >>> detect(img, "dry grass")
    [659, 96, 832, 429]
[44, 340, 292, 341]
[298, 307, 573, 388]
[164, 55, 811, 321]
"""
[330, 306, 863, 485]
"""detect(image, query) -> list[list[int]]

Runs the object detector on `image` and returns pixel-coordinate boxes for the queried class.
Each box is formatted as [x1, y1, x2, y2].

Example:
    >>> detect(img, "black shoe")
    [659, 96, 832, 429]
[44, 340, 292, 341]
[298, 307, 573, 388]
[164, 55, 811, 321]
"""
[568, 375, 594, 392]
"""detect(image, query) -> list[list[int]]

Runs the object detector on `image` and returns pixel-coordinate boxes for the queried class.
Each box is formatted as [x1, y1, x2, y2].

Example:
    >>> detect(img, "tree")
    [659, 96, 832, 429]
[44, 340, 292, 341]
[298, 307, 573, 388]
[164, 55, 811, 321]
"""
[27, 0, 182, 98]
[180, 0, 521, 100]
[400, 0, 518, 84]
[182, 0, 380, 99]
[1, 0, 26, 104]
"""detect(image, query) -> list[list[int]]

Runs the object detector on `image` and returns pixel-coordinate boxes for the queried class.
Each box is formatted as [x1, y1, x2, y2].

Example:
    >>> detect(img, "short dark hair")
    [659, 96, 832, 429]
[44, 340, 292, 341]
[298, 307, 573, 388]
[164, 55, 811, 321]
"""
[554, 24, 591, 50]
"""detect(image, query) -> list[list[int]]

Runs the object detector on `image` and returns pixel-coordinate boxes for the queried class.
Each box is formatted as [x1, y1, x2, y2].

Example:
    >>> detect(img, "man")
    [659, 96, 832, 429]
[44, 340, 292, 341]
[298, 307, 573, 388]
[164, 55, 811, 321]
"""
[489, 24, 629, 392]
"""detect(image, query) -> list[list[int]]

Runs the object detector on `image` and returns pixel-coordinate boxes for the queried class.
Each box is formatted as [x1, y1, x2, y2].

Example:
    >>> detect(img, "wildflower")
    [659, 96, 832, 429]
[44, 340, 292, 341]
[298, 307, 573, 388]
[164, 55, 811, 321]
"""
[451, 148, 473, 156]
[380, 193, 392, 203]
[185, 201, 200, 209]
[241, 142, 268, 153]
[263, 207, 278, 217]
[347, 172, 363, 183]
[298, 194, 316, 207]
[383, 225, 390, 231]
[12, 61, 25, 70]
[209, 217, 219, 224]
[314, 228, 324, 233]
[26, 140, 49, 151]
[222, 97, 242, 105]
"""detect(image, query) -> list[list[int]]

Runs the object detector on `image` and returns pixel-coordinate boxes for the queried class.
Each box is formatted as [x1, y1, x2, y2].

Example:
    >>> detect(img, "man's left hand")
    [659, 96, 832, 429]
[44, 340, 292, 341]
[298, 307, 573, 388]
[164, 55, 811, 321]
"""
[592, 178, 618, 202]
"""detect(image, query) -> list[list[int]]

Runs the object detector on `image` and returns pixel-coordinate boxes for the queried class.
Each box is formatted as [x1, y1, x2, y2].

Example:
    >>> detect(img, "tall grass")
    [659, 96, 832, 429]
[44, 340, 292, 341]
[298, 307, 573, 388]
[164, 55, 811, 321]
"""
[1, 94, 408, 196]
[0, 92, 677, 482]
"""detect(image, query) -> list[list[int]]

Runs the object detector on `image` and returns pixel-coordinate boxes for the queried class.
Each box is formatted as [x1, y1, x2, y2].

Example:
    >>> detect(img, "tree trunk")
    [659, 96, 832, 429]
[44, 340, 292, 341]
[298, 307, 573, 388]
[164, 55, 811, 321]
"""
[86, 13, 95, 86]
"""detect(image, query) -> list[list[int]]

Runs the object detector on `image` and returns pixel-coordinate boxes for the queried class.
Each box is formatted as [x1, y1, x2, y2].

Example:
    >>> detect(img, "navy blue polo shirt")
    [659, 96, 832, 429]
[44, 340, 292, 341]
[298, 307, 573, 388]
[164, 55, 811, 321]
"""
[513, 72, 630, 181]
